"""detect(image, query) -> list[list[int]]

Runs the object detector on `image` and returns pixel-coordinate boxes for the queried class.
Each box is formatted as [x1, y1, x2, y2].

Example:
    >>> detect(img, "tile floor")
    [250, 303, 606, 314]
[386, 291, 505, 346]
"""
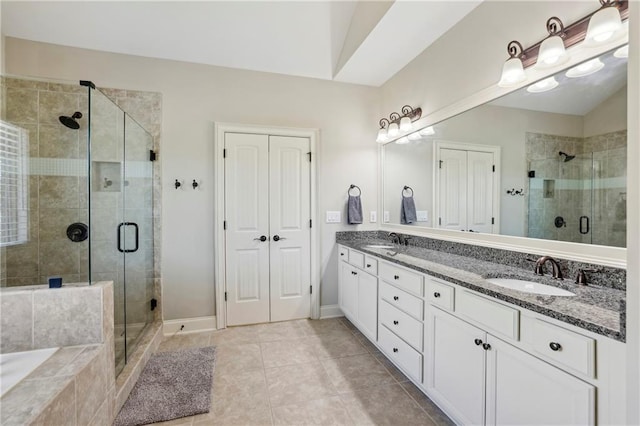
[150, 317, 454, 425]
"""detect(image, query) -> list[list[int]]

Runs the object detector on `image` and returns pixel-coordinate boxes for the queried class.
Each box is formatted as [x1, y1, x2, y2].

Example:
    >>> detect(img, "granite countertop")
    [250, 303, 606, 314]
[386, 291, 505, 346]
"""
[337, 238, 625, 342]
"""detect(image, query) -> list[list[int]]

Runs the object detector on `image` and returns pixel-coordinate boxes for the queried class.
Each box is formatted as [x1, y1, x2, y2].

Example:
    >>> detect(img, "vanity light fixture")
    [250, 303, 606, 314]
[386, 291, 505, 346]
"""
[497, 0, 628, 86]
[536, 17, 569, 69]
[614, 44, 628, 58]
[498, 41, 527, 88]
[566, 57, 604, 78]
[585, 1, 623, 45]
[377, 105, 422, 142]
[527, 76, 559, 93]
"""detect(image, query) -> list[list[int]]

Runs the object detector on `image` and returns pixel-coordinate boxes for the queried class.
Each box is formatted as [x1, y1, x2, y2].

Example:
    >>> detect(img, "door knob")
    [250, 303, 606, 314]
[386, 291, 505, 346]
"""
[253, 235, 268, 242]
[273, 235, 286, 241]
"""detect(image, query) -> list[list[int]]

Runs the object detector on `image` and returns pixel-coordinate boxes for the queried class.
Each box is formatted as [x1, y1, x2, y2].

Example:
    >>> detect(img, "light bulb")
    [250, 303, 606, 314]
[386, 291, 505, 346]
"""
[614, 45, 628, 58]
[498, 57, 526, 87]
[399, 116, 412, 132]
[536, 36, 568, 69]
[376, 128, 388, 143]
[585, 6, 622, 45]
[388, 122, 399, 137]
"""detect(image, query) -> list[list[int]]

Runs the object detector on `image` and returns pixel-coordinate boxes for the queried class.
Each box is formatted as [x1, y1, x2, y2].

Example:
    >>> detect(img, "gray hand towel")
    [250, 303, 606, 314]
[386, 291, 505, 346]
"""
[401, 196, 417, 224]
[348, 195, 363, 224]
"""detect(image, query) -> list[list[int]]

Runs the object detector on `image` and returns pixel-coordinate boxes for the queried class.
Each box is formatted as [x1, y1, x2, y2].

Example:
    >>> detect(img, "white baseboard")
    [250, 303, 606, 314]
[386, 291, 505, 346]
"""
[163, 316, 217, 336]
[320, 304, 343, 319]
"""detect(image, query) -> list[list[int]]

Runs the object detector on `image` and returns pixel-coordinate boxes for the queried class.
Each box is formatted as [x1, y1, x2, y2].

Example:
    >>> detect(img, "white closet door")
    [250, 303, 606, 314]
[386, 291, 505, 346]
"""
[439, 149, 467, 231]
[467, 151, 494, 233]
[225, 133, 270, 326]
[269, 135, 311, 322]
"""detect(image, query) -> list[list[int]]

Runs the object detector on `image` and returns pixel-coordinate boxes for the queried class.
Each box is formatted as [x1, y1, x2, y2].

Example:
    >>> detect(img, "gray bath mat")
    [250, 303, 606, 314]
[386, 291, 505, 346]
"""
[114, 346, 216, 426]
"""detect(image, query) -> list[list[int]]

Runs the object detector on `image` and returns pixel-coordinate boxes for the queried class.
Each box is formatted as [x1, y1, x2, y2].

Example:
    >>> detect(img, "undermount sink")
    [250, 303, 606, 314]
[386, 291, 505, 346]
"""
[364, 244, 395, 249]
[486, 278, 576, 297]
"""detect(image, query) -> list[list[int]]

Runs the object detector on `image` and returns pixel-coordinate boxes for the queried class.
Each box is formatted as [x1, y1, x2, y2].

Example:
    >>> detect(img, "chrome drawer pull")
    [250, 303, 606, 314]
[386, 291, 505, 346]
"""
[549, 342, 562, 351]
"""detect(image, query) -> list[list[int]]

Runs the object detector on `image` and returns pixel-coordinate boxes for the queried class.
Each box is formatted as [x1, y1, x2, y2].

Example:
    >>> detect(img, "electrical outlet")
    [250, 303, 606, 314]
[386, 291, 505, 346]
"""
[383, 211, 390, 223]
[326, 211, 341, 223]
[417, 210, 429, 222]
[370, 211, 377, 223]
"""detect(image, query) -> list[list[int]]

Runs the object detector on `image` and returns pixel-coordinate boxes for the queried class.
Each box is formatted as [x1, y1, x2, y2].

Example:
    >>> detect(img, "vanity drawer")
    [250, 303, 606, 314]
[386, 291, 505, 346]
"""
[379, 262, 424, 296]
[379, 300, 423, 351]
[349, 250, 365, 269]
[426, 278, 455, 311]
[338, 246, 349, 262]
[457, 290, 520, 341]
[379, 281, 423, 320]
[364, 256, 378, 275]
[531, 319, 595, 378]
[378, 325, 422, 382]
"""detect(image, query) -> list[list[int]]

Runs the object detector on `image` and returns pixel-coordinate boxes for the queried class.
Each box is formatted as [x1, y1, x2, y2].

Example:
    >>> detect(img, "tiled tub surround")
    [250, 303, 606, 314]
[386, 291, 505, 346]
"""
[0, 282, 116, 425]
[336, 231, 625, 342]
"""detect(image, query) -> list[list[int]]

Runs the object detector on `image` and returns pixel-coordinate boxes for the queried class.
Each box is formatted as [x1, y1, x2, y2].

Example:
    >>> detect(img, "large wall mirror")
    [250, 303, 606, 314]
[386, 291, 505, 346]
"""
[382, 45, 628, 249]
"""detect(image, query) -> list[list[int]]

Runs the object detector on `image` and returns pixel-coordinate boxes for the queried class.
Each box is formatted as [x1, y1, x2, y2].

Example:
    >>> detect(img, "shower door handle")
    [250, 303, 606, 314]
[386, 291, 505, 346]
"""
[579, 216, 590, 235]
[117, 222, 140, 253]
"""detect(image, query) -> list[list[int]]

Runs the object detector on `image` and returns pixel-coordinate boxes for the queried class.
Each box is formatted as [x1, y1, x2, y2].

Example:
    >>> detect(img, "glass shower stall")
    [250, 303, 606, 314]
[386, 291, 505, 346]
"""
[0, 76, 155, 375]
[87, 83, 155, 374]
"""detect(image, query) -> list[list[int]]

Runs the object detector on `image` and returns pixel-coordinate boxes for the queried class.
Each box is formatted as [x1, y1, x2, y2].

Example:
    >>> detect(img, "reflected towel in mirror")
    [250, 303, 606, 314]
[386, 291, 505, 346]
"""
[348, 195, 363, 224]
[401, 196, 417, 224]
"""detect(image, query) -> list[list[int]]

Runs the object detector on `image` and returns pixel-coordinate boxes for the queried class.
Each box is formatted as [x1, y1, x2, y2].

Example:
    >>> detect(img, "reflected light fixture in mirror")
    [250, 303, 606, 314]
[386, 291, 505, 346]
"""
[536, 17, 569, 69]
[376, 105, 422, 143]
[527, 76, 559, 93]
[407, 132, 422, 141]
[566, 57, 605, 77]
[396, 136, 410, 145]
[585, 1, 622, 44]
[419, 126, 435, 136]
[614, 44, 628, 58]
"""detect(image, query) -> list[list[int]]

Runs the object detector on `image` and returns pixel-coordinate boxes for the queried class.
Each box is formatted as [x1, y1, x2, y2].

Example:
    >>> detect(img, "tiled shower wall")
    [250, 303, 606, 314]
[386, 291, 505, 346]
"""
[1, 77, 90, 286]
[525, 130, 627, 247]
[0, 76, 163, 323]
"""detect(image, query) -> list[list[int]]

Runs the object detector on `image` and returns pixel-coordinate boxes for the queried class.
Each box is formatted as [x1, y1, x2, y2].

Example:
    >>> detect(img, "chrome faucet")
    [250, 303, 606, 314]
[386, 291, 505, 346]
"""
[534, 256, 563, 280]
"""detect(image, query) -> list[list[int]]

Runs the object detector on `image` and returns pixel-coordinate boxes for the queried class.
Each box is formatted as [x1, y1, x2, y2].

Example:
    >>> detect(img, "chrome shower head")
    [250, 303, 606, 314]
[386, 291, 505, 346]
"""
[559, 151, 575, 162]
[58, 111, 83, 129]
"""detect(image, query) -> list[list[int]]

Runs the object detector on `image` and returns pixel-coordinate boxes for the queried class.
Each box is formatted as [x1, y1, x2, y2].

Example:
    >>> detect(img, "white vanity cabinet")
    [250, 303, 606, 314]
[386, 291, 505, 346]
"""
[338, 245, 378, 341]
[426, 306, 595, 425]
[336, 244, 625, 425]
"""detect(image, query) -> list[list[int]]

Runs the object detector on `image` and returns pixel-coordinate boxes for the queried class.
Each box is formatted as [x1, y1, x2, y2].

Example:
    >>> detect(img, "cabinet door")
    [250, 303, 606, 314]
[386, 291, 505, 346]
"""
[425, 307, 487, 425]
[339, 262, 358, 323]
[357, 271, 378, 341]
[485, 335, 595, 426]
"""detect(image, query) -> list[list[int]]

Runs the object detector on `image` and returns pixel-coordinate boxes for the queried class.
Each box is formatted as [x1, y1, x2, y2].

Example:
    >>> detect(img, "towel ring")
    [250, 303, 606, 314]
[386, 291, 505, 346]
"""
[402, 186, 414, 198]
[348, 184, 361, 196]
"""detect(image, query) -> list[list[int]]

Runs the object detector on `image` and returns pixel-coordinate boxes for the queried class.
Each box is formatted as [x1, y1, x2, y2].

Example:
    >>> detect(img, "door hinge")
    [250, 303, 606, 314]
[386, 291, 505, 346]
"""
[492, 217, 495, 225]
[439, 160, 443, 169]
[309, 219, 312, 228]
[223, 220, 227, 230]
[439, 217, 442, 226]
[223, 148, 227, 158]
[224, 291, 227, 302]
[310, 285, 312, 294]
[492, 165, 495, 172]
[307, 152, 312, 162]
[149, 150, 157, 161]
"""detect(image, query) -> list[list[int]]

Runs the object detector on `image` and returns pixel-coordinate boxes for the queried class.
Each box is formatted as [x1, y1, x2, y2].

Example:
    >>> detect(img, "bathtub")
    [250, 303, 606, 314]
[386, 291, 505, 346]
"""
[0, 347, 58, 397]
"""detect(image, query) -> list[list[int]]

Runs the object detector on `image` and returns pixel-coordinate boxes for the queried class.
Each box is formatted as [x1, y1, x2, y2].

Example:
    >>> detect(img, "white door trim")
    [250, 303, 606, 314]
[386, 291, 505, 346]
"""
[214, 122, 320, 329]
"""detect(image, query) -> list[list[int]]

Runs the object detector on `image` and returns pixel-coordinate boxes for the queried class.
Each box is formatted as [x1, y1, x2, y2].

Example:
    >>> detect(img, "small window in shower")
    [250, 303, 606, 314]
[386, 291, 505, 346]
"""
[0, 120, 29, 246]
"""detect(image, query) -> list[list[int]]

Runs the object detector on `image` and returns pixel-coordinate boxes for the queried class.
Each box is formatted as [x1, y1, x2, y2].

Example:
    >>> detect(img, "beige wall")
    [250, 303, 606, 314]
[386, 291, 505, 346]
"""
[584, 86, 627, 137]
[5, 37, 381, 320]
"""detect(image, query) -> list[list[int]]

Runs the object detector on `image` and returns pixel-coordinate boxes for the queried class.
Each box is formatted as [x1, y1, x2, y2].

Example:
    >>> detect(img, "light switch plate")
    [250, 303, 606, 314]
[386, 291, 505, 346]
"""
[417, 210, 429, 222]
[326, 211, 341, 223]
[370, 211, 377, 223]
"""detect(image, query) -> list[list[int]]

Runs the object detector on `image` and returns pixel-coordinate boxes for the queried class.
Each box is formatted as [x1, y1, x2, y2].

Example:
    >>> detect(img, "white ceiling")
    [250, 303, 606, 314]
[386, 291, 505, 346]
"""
[1, 1, 482, 87]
